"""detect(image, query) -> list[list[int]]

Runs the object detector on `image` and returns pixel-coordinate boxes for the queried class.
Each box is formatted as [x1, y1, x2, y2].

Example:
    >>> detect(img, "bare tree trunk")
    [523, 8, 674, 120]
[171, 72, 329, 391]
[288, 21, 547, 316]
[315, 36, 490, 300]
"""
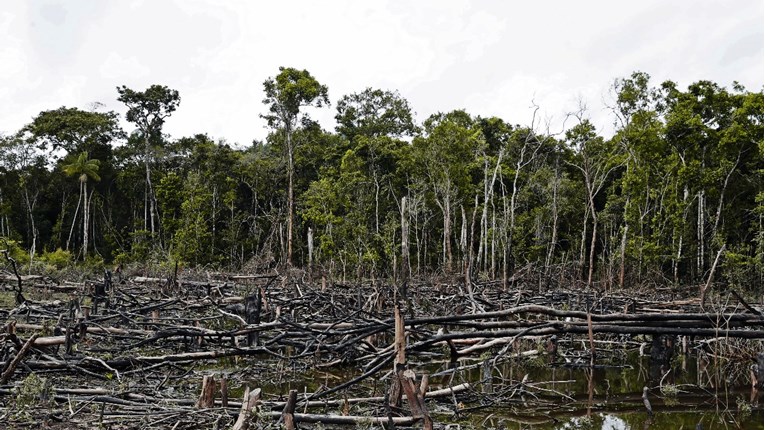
[710, 155, 740, 245]
[619, 223, 628, 288]
[579, 204, 590, 276]
[672, 232, 681, 284]
[374, 171, 380, 235]
[145, 137, 155, 235]
[307, 227, 313, 271]
[460, 205, 467, 272]
[477, 158, 488, 274]
[697, 190, 705, 277]
[67, 183, 83, 251]
[83, 180, 89, 259]
[444, 197, 452, 273]
[211, 186, 217, 255]
[700, 244, 726, 309]
[467, 195, 478, 283]
[22, 186, 38, 263]
[54, 191, 67, 247]
[144, 172, 148, 232]
[477, 152, 503, 276]
[618, 195, 630, 289]
[0, 192, 4, 237]
[545, 166, 560, 275]
[286, 128, 294, 267]
[508, 167, 520, 279]
[500, 181, 509, 291]
[400, 196, 409, 281]
[490, 209, 496, 279]
[587, 209, 598, 288]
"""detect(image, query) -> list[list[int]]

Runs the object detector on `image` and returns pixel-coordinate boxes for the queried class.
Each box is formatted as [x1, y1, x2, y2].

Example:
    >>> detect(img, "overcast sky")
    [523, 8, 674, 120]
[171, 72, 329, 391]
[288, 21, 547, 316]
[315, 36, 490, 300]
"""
[1, 0, 763, 146]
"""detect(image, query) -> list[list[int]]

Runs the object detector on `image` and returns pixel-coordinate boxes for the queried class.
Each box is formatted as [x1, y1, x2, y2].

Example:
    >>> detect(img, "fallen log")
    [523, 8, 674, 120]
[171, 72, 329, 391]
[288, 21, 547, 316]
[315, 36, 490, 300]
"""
[408, 323, 763, 352]
[0, 333, 38, 384]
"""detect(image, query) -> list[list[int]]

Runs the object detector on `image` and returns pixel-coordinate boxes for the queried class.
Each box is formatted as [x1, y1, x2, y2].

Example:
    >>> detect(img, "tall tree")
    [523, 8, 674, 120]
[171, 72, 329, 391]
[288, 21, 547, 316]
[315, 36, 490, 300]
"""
[335, 88, 417, 141]
[27, 106, 123, 156]
[566, 120, 621, 287]
[0, 132, 46, 261]
[117, 85, 180, 238]
[62, 152, 101, 258]
[331, 88, 417, 275]
[414, 110, 480, 273]
[262, 67, 329, 266]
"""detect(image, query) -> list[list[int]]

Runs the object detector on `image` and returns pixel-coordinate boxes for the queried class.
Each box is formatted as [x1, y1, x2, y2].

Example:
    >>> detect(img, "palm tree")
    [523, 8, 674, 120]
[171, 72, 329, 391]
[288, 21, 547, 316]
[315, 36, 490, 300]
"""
[62, 152, 100, 258]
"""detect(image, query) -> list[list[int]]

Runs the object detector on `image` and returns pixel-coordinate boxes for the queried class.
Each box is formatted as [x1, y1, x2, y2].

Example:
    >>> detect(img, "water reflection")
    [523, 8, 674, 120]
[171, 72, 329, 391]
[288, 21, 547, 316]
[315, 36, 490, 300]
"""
[235, 337, 762, 429]
[426, 346, 763, 430]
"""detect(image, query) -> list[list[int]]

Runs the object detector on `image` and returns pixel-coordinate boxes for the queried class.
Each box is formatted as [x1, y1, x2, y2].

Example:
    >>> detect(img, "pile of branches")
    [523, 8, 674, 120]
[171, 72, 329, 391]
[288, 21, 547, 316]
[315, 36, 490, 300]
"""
[0, 266, 762, 428]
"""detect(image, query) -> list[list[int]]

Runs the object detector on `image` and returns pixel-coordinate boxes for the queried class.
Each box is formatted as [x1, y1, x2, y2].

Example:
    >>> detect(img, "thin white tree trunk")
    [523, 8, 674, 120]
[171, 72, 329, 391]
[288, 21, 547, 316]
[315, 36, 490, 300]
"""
[145, 137, 155, 235]
[579, 202, 590, 273]
[401, 196, 409, 280]
[307, 226, 313, 271]
[711, 155, 740, 244]
[460, 205, 467, 269]
[587, 206, 598, 288]
[444, 196, 452, 272]
[23, 186, 38, 263]
[545, 167, 559, 276]
[67, 183, 83, 251]
[83, 180, 89, 258]
[618, 195, 630, 289]
[697, 190, 705, 276]
[286, 127, 294, 266]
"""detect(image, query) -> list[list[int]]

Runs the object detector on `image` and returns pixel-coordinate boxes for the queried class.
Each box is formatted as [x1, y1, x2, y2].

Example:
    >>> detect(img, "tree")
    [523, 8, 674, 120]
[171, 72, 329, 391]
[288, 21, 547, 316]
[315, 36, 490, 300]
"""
[609, 72, 664, 287]
[262, 67, 329, 266]
[27, 106, 123, 156]
[414, 110, 481, 273]
[117, 84, 180, 238]
[0, 132, 46, 262]
[500, 125, 547, 286]
[335, 88, 417, 141]
[473, 117, 512, 280]
[62, 152, 101, 258]
[566, 120, 621, 287]
[26, 106, 123, 254]
[662, 80, 763, 284]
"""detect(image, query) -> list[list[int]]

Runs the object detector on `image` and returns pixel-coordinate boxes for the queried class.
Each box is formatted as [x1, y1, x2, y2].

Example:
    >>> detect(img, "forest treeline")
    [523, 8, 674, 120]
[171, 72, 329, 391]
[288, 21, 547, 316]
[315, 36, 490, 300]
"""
[0, 70, 762, 290]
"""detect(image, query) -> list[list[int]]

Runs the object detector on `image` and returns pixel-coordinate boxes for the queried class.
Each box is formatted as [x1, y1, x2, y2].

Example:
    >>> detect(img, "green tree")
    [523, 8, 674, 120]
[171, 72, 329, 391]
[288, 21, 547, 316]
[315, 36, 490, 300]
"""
[0, 132, 47, 261]
[566, 120, 621, 287]
[117, 84, 180, 238]
[335, 88, 417, 141]
[62, 152, 100, 258]
[262, 67, 329, 266]
[413, 110, 482, 273]
[27, 106, 123, 156]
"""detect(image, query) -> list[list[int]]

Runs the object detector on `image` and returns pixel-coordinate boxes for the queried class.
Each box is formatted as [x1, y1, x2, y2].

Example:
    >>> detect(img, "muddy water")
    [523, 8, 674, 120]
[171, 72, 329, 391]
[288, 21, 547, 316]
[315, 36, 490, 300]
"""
[242, 347, 763, 429]
[420, 349, 764, 429]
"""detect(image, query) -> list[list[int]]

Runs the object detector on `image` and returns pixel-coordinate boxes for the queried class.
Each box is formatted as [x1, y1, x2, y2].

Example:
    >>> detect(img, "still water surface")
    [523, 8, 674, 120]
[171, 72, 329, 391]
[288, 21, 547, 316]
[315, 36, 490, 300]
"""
[253, 346, 763, 429]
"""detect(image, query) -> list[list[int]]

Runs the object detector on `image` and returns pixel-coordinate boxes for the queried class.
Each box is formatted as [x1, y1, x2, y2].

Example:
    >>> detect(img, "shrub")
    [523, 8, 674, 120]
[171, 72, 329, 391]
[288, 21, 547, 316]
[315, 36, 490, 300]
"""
[0, 237, 30, 266]
[40, 248, 73, 269]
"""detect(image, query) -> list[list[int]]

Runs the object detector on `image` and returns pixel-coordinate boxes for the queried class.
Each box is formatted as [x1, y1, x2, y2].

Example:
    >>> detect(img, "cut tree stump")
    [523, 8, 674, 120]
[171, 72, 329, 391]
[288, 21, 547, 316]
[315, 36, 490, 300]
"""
[232, 387, 261, 430]
[283, 389, 298, 430]
[195, 374, 216, 408]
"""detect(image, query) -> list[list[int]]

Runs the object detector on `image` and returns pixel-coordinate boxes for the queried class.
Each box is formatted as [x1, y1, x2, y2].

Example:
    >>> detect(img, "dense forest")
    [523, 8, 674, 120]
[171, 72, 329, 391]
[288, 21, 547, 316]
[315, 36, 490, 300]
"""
[0, 69, 762, 291]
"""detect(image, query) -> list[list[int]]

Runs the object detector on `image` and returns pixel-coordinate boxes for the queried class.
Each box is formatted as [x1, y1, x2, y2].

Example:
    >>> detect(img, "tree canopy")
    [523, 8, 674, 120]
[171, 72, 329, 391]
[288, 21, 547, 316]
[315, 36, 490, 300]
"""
[0, 70, 761, 293]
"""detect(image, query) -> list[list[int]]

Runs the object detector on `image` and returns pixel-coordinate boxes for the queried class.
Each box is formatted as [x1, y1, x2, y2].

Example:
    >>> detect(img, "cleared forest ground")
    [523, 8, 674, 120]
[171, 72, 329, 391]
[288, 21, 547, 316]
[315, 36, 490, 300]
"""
[0, 266, 762, 429]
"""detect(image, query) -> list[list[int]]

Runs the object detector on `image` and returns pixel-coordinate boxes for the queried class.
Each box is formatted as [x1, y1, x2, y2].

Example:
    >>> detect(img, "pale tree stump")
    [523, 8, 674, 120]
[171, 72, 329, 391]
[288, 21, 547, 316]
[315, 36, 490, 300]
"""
[232, 387, 261, 430]
[195, 374, 216, 408]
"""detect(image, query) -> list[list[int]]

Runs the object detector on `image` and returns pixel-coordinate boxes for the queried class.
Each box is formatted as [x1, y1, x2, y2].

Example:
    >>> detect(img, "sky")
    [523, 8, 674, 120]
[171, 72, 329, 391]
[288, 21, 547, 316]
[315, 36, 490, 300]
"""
[1, 0, 763, 147]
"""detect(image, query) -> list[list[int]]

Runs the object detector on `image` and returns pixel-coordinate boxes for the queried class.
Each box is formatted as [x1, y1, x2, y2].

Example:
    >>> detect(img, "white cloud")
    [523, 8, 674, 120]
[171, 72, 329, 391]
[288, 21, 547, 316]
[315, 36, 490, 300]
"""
[99, 52, 151, 80]
[0, 0, 762, 144]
